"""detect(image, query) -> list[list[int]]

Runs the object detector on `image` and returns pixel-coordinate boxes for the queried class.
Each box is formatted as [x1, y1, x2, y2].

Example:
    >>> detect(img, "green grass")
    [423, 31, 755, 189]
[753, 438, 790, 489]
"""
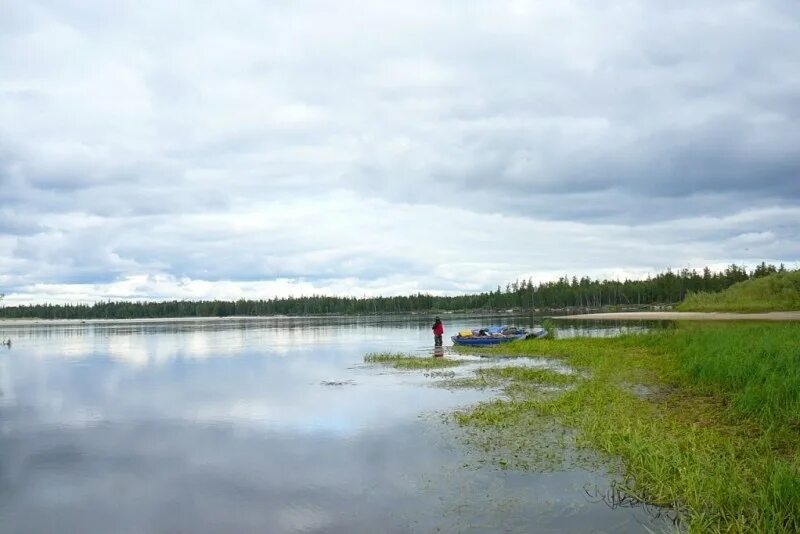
[476, 366, 581, 387]
[440, 366, 581, 394]
[458, 323, 800, 532]
[363, 352, 463, 369]
[672, 324, 800, 427]
[678, 270, 800, 312]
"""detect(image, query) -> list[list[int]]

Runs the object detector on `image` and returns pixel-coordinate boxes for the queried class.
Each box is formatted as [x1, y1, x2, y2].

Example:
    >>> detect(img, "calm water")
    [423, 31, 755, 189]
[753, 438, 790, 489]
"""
[0, 316, 669, 533]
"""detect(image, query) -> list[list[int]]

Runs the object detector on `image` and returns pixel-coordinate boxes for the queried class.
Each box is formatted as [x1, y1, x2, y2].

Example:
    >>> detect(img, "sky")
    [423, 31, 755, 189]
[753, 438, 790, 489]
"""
[1, 0, 799, 304]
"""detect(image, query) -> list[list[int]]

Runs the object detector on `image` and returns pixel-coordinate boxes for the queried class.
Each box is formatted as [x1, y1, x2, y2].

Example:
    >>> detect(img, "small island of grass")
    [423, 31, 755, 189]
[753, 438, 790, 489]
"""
[363, 352, 463, 370]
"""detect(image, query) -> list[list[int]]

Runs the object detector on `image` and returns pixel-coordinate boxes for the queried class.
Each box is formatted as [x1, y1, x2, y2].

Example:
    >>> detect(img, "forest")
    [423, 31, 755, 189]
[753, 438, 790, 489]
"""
[0, 262, 789, 319]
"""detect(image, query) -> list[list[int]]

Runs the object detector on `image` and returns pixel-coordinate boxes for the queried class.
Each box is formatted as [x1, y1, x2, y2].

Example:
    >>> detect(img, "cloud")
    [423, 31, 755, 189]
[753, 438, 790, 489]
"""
[3, 195, 799, 304]
[1, 1, 798, 302]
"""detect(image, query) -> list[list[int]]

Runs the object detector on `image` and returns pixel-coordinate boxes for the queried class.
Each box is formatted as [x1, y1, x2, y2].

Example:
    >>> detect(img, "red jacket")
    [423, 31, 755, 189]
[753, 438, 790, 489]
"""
[433, 323, 444, 335]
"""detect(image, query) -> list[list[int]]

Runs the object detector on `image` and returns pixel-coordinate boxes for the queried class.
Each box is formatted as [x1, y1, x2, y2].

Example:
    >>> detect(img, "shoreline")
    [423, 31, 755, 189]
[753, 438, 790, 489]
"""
[456, 322, 800, 530]
[3, 309, 798, 327]
[554, 311, 800, 321]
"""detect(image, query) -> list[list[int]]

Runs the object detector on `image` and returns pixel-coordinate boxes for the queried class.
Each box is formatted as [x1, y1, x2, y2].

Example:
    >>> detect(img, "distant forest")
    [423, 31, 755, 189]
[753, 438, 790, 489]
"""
[0, 263, 790, 319]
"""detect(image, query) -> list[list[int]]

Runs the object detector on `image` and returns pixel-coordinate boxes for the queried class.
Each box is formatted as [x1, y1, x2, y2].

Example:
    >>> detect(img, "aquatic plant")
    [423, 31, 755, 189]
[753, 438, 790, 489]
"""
[541, 318, 557, 338]
[475, 366, 579, 387]
[453, 398, 599, 472]
[363, 352, 463, 369]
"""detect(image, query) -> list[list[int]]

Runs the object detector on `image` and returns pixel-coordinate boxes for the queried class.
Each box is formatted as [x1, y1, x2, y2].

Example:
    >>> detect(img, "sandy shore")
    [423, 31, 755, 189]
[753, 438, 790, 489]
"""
[555, 311, 800, 321]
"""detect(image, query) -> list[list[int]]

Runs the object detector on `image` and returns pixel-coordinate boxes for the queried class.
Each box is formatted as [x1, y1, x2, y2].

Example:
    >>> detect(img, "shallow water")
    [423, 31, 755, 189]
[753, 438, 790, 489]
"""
[0, 315, 669, 532]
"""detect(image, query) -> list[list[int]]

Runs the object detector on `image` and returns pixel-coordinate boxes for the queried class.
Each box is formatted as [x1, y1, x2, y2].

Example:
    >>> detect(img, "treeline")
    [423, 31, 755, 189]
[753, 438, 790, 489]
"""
[494, 262, 786, 309]
[0, 263, 790, 319]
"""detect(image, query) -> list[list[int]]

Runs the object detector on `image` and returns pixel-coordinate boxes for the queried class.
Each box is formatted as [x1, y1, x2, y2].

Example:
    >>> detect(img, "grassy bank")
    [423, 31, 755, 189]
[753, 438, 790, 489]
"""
[457, 323, 800, 532]
[678, 270, 800, 312]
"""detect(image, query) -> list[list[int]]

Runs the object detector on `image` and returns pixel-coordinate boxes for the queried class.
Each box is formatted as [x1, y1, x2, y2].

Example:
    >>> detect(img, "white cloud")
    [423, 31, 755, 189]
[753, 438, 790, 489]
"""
[1, 0, 799, 303]
[3, 192, 798, 304]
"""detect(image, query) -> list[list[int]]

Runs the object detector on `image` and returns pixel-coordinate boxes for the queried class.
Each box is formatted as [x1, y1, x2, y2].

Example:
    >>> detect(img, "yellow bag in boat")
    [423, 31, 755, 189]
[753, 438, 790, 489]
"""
[458, 330, 473, 337]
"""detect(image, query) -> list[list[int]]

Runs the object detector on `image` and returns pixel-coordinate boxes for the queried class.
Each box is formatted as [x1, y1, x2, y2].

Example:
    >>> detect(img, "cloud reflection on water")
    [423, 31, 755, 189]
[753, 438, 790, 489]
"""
[0, 316, 670, 532]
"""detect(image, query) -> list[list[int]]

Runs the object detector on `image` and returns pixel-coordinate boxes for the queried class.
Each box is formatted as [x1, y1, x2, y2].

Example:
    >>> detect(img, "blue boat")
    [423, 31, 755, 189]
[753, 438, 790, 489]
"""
[451, 326, 547, 347]
[451, 333, 528, 346]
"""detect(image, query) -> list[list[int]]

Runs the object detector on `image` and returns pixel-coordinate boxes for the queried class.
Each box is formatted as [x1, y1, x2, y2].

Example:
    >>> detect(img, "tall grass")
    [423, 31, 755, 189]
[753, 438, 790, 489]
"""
[458, 323, 800, 532]
[672, 324, 800, 427]
[678, 270, 800, 312]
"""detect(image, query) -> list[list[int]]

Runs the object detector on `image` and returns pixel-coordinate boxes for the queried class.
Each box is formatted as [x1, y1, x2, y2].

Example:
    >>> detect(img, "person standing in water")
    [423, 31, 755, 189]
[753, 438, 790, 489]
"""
[432, 317, 444, 347]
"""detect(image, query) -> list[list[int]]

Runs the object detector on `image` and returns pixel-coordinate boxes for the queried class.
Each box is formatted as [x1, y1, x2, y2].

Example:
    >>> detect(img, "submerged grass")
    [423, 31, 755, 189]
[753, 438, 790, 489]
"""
[454, 398, 599, 472]
[363, 352, 463, 369]
[439, 366, 580, 393]
[458, 323, 800, 532]
[476, 366, 580, 387]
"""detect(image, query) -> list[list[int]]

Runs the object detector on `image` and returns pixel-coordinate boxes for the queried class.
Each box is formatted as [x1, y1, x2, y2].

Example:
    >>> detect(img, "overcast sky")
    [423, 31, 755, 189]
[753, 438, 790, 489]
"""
[2, 1, 799, 304]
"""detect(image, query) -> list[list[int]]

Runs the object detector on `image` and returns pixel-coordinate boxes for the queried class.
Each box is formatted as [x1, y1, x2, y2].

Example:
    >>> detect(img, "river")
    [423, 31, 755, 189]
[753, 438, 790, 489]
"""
[0, 315, 670, 533]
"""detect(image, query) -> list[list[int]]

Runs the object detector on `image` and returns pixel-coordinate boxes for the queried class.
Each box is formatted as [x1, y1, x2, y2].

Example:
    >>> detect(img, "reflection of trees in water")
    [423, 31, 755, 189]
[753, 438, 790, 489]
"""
[0, 293, 7, 347]
[553, 319, 672, 339]
[0, 293, 11, 355]
[0, 294, 3, 397]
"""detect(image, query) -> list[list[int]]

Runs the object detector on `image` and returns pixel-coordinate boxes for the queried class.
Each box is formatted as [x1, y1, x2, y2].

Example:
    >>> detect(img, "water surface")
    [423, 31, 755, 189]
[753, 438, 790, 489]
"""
[0, 316, 668, 532]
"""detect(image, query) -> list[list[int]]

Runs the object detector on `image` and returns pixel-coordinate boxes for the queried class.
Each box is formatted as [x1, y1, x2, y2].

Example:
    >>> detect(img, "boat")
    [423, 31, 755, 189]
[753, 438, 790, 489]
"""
[451, 326, 547, 346]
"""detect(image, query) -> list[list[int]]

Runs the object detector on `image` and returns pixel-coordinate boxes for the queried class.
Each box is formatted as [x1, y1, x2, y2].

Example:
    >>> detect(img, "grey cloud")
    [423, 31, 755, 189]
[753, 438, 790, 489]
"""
[0, 211, 45, 236]
[1, 0, 799, 298]
[4, 0, 798, 221]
